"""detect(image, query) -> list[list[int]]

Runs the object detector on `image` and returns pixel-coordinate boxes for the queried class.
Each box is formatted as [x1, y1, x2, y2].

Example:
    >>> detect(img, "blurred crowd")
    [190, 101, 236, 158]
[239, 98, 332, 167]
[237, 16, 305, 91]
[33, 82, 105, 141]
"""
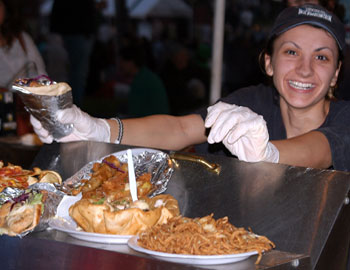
[1, 0, 349, 121]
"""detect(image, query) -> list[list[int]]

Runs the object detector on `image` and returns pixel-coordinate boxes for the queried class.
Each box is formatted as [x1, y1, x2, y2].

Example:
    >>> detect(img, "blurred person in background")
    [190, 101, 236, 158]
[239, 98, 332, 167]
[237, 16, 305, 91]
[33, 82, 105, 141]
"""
[319, 0, 348, 101]
[49, 0, 100, 107]
[287, 0, 320, 6]
[0, 0, 46, 88]
[0, 0, 46, 137]
[160, 44, 209, 115]
[117, 43, 169, 117]
[321, 0, 346, 21]
[42, 33, 69, 83]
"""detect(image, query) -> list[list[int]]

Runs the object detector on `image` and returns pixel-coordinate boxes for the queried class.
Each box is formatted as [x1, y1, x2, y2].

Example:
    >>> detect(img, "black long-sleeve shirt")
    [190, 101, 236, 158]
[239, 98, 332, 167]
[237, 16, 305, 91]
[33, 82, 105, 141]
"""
[196, 84, 350, 172]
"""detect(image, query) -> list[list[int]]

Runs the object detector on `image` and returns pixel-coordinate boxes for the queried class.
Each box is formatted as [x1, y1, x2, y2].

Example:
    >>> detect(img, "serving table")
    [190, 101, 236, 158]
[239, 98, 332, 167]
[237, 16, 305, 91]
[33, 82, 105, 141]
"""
[1, 141, 350, 270]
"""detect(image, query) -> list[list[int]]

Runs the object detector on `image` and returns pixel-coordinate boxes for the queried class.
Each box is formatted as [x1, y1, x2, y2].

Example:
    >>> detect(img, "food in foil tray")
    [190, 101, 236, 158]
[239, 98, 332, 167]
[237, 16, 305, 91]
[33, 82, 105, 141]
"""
[11, 75, 73, 139]
[0, 189, 47, 236]
[67, 153, 179, 235]
[0, 161, 62, 192]
[0, 161, 63, 236]
[74, 155, 155, 200]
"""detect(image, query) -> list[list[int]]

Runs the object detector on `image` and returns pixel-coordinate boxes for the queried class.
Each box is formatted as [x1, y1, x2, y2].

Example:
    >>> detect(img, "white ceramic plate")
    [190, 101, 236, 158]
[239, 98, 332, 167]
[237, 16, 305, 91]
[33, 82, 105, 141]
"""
[49, 148, 165, 244]
[48, 193, 133, 244]
[49, 218, 132, 244]
[127, 236, 258, 265]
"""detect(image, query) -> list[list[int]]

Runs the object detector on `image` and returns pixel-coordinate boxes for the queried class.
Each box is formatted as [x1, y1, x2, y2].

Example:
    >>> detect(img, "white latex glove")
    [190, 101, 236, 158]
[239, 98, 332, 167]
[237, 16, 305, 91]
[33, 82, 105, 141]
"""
[205, 101, 279, 163]
[30, 115, 54, 144]
[30, 105, 111, 143]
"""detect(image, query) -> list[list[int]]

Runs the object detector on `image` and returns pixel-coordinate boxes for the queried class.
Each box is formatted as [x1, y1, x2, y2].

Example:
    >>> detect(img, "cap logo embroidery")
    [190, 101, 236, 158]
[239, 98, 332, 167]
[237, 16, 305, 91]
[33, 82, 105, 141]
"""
[298, 7, 332, 22]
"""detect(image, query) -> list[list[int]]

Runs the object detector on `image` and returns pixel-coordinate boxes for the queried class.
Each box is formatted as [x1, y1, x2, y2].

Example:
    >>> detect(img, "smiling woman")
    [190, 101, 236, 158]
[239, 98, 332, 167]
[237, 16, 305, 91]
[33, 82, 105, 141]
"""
[265, 25, 341, 134]
[29, 4, 350, 172]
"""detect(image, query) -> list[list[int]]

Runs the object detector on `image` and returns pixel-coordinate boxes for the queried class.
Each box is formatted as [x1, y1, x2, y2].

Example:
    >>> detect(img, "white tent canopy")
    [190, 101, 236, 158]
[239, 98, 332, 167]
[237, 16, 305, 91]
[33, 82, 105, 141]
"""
[127, 0, 193, 19]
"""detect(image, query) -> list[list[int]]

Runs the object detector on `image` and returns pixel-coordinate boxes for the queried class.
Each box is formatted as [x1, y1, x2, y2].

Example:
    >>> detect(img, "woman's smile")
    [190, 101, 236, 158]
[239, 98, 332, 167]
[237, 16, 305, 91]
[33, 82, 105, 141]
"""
[288, 80, 315, 92]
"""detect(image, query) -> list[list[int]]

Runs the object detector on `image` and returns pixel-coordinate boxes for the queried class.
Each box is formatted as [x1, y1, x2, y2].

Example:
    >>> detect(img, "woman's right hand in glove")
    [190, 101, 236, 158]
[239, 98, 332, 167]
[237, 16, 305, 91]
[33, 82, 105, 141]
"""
[30, 105, 111, 143]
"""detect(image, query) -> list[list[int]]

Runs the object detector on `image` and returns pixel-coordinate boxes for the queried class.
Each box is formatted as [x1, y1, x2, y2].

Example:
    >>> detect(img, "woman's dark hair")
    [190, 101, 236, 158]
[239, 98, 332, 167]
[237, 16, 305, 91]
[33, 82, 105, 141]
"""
[257, 35, 276, 86]
[258, 36, 275, 79]
[0, 0, 25, 49]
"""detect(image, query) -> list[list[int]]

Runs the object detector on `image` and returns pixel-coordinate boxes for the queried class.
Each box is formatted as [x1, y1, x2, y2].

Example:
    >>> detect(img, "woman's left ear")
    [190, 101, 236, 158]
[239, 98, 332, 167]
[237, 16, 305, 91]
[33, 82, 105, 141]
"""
[331, 61, 342, 87]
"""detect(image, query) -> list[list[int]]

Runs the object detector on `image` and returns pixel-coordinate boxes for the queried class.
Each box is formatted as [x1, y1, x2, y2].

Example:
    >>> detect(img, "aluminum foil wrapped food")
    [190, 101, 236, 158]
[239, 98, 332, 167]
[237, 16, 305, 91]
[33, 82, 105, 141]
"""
[0, 183, 65, 237]
[53, 149, 176, 237]
[61, 149, 174, 198]
[11, 75, 73, 139]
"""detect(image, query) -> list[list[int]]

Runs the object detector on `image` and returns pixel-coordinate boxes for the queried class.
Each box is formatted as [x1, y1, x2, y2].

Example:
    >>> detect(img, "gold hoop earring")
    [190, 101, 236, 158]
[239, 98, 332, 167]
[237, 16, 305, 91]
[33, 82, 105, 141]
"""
[327, 85, 336, 100]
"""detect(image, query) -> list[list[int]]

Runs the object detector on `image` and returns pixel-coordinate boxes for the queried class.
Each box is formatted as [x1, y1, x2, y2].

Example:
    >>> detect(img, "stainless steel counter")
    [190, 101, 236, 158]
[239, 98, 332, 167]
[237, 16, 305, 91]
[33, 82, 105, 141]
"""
[0, 137, 41, 169]
[1, 141, 350, 270]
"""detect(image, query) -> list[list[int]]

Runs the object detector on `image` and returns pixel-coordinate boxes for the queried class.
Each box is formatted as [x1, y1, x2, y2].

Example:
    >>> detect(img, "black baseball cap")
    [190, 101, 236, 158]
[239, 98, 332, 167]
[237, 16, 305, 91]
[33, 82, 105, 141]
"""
[269, 4, 346, 51]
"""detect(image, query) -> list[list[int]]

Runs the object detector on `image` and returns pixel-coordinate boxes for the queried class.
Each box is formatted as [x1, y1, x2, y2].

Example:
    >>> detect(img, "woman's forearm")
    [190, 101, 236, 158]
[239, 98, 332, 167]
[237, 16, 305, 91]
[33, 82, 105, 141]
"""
[273, 131, 332, 169]
[108, 114, 207, 150]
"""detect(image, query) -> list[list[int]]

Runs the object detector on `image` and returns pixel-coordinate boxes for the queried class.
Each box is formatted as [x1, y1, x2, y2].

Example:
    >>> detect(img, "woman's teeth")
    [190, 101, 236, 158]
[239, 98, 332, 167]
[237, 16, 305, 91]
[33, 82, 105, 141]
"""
[289, 80, 314, 90]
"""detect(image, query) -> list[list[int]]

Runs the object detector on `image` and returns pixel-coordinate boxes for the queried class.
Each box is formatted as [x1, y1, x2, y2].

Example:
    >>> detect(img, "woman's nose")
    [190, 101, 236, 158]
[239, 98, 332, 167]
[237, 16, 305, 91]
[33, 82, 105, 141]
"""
[296, 56, 313, 77]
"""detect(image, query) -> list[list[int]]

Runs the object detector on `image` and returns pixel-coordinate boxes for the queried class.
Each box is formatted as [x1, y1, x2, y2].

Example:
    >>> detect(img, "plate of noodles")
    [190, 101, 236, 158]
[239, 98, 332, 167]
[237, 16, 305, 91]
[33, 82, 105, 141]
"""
[128, 236, 258, 265]
[127, 214, 275, 265]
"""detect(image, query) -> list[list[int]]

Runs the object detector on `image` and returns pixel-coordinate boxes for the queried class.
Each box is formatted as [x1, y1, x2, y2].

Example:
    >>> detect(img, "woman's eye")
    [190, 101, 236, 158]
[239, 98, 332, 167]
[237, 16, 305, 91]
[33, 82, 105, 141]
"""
[316, 55, 328, 61]
[286, 50, 297, 56]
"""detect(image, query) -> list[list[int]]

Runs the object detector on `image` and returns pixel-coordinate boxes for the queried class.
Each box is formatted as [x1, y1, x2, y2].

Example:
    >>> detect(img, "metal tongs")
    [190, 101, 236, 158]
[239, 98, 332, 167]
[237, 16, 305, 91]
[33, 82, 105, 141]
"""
[169, 152, 221, 175]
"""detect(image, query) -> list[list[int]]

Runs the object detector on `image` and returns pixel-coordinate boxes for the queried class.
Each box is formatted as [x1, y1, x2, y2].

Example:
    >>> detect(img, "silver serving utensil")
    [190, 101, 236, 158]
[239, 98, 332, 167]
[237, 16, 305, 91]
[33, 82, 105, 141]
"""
[127, 149, 138, 202]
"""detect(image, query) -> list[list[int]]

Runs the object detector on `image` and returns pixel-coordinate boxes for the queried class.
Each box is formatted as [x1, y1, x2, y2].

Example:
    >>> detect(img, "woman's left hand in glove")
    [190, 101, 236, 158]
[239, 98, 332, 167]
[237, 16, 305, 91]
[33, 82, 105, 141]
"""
[205, 101, 279, 163]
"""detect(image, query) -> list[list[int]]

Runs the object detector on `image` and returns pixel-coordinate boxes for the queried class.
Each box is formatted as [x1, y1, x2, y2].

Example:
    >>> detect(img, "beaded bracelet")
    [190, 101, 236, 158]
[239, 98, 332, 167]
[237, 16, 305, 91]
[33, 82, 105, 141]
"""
[113, 117, 124, 144]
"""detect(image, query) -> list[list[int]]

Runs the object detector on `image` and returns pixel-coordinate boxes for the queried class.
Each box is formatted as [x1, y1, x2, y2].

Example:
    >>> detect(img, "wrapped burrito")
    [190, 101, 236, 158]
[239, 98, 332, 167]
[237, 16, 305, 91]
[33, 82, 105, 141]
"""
[11, 75, 73, 139]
